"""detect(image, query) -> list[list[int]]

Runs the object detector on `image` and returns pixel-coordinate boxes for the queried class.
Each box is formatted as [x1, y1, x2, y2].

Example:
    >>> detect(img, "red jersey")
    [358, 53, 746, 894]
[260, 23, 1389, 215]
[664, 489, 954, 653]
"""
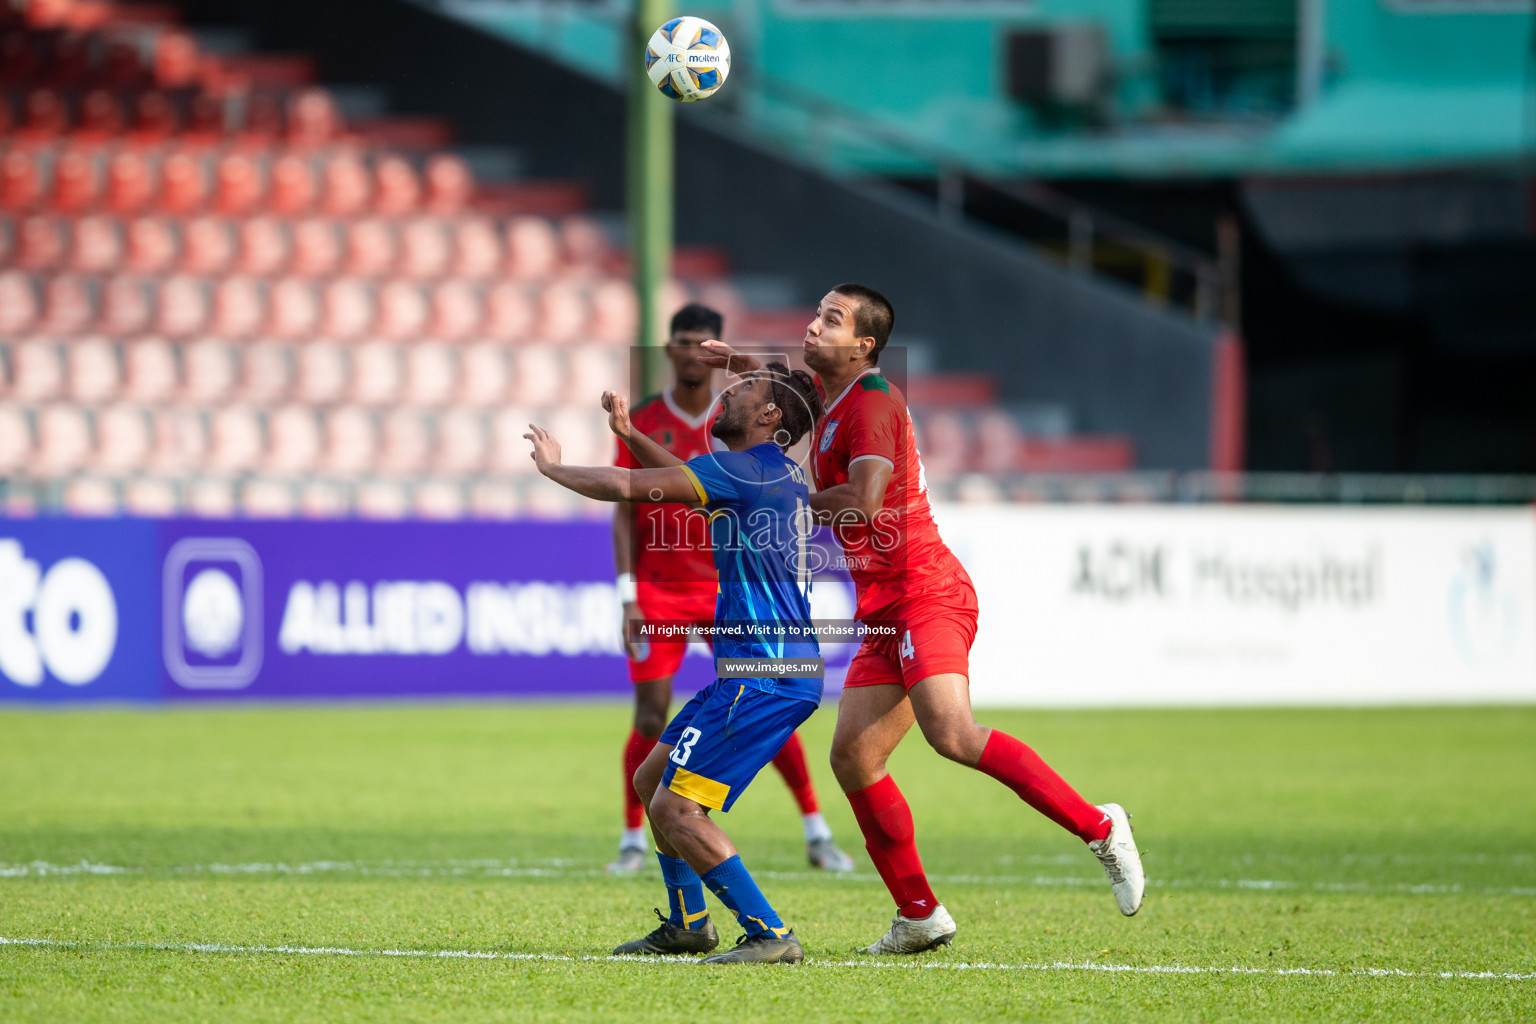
[811, 369, 964, 619]
[616, 390, 722, 585]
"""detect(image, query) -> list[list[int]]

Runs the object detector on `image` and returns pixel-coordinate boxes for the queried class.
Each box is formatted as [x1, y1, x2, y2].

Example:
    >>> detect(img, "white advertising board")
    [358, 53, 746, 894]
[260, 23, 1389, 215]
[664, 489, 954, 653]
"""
[933, 504, 1536, 707]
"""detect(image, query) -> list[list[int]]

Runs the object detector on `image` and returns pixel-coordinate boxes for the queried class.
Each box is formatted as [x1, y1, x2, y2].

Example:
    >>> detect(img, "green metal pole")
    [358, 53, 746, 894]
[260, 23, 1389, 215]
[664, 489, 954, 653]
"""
[629, 0, 674, 398]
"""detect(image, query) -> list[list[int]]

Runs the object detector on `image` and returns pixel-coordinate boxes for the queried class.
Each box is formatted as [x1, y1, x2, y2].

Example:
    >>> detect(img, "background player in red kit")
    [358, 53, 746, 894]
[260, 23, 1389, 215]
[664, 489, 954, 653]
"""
[607, 303, 854, 874]
[702, 286, 1144, 953]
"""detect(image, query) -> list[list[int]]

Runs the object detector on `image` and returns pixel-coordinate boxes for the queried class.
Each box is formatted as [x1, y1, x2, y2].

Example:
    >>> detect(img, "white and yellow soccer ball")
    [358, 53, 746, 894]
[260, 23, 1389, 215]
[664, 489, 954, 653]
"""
[645, 16, 731, 102]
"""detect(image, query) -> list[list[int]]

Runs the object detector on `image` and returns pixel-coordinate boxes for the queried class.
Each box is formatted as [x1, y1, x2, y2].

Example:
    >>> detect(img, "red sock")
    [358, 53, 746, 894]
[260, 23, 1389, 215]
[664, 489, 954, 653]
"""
[770, 731, 819, 815]
[976, 730, 1110, 842]
[622, 729, 654, 830]
[845, 774, 939, 919]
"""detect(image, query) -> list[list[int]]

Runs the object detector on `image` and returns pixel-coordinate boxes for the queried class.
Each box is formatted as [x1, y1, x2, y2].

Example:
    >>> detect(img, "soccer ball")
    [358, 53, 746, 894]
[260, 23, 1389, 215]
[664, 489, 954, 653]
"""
[645, 16, 731, 102]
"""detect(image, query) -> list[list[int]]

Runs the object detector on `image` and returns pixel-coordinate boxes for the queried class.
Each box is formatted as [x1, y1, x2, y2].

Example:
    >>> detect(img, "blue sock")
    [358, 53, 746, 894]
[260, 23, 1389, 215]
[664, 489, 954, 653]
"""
[701, 855, 787, 938]
[657, 853, 710, 931]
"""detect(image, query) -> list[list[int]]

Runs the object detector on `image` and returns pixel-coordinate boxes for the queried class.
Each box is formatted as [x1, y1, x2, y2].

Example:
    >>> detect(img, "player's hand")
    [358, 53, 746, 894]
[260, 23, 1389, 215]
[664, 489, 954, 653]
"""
[698, 340, 762, 374]
[602, 391, 632, 440]
[523, 423, 561, 472]
[621, 601, 645, 660]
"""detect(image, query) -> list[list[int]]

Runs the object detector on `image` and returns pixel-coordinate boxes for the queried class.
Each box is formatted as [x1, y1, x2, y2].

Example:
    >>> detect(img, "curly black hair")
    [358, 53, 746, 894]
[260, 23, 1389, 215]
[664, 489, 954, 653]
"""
[762, 361, 823, 450]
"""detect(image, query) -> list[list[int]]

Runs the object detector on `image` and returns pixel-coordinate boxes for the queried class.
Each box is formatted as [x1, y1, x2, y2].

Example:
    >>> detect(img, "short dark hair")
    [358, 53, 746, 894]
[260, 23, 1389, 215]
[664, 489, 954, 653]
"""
[763, 361, 823, 450]
[669, 302, 723, 339]
[831, 283, 895, 363]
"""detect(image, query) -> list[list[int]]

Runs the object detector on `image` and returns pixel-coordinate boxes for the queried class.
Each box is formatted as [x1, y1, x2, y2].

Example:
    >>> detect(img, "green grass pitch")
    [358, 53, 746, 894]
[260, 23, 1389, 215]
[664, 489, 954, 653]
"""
[0, 702, 1532, 1022]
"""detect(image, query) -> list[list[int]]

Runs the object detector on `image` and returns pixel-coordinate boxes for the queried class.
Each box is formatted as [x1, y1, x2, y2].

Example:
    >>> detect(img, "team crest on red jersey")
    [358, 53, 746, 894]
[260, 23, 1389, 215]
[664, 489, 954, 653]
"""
[819, 420, 840, 453]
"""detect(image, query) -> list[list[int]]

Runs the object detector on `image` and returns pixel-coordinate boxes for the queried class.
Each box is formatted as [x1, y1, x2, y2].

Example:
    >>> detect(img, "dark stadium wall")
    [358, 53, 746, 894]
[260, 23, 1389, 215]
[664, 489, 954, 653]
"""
[176, 0, 1223, 470]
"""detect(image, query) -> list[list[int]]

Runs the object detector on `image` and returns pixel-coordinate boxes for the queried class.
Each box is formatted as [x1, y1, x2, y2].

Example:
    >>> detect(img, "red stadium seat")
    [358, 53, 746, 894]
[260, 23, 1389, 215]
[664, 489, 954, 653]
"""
[61, 478, 118, 517]
[214, 151, 263, 214]
[0, 405, 30, 475]
[294, 343, 346, 405]
[355, 480, 407, 519]
[455, 342, 510, 407]
[102, 37, 148, 89]
[376, 408, 428, 476]
[402, 344, 456, 407]
[298, 479, 349, 518]
[1, 148, 44, 209]
[488, 407, 536, 475]
[122, 337, 177, 404]
[19, 88, 68, 139]
[149, 407, 208, 474]
[414, 479, 464, 520]
[267, 153, 315, 214]
[236, 217, 287, 276]
[33, 404, 92, 475]
[0, 32, 39, 87]
[560, 215, 610, 270]
[123, 477, 178, 517]
[535, 279, 588, 342]
[210, 276, 264, 338]
[70, 214, 123, 272]
[398, 217, 449, 278]
[290, 217, 340, 276]
[319, 278, 373, 340]
[0, 272, 37, 334]
[205, 406, 263, 474]
[100, 274, 153, 336]
[451, 217, 501, 279]
[159, 151, 207, 213]
[39, 274, 93, 336]
[66, 336, 120, 403]
[349, 341, 402, 406]
[184, 477, 236, 518]
[156, 275, 209, 337]
[76, 88, 123, 139]
[565, 346, 623, 404]
[426, 279, 480, 340]
[588, 278, 638, 344]
[241, 478, 297, 518]
[504, 215, 559, 279]
[374, 280, 426, 340]
[286, 88, 340, 147]
[344, 218, 395, 277]
[974, 410, 1024, 475]
[267, 277, 319, 339]
[264, 404, 321, 475]
[239, 93, 285, 145]
[911, 411, 971, 481]
[511, 344, 563, 406]
[50, 148, 100, 212]
[94, 404, 151, 473]
[434, 408, 487, 474]
[10, 337, 64, 401]
[153, 30, 199, 89]
[424, 153, 473, 215]
[483, 282, 534, 341]
[182, 339, 237, 404]
[321, 405, 375, 475]
[468, 479, 519, 519]
[185, 93, 227, 141]
[17, 214, 65, 269]
[48, 32, 91, 88]
[548, 407, 602, 466]
[105, 150, 154, 212]
[321, 154, 371, 217]
[240, 343, 292, 405]
[181, 215, 235, 274]
[373, 155, 420, 217]
[124, 216, 175, 272]
[131, 91, 178, 142]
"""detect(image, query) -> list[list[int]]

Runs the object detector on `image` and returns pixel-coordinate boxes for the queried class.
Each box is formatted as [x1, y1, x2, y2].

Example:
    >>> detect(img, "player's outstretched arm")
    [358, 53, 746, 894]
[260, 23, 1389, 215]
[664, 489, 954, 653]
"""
[808, 457, 892, 523]
[526, 424, 702, 505]
[698, 340, 763, 375]
[602, 391, 684, 469]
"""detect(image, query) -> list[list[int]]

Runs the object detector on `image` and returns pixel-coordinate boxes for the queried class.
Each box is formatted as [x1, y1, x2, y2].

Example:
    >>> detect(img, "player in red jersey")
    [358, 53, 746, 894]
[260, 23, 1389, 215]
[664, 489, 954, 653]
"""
[607, 303, 854, 874]
[701, 285, 1144, 953]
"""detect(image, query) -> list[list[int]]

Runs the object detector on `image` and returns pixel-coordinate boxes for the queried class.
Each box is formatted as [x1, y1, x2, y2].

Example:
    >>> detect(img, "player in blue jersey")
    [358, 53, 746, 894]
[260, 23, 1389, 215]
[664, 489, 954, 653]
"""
[525, 362, 825, 965]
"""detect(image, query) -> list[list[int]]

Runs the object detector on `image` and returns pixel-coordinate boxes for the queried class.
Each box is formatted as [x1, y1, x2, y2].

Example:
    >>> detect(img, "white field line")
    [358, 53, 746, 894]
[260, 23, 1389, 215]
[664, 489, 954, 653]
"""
[2, 859, 1534, 898]
[0, 935, 1532, 982]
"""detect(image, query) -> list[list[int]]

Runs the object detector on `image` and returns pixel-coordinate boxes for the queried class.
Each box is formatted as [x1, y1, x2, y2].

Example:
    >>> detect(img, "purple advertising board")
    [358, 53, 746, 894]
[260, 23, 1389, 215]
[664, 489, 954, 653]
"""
[0, 518, 856, 703]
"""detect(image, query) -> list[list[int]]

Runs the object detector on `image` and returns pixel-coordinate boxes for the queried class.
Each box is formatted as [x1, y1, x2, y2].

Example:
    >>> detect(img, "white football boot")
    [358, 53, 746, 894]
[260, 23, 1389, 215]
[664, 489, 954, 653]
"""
[1088, 802, 1144, 916]
[859, 904, 957, 954]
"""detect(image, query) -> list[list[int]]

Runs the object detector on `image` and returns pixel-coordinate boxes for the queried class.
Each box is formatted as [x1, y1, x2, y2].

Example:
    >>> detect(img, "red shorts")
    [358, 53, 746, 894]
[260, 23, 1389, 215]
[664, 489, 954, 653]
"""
[844, 570, 978, 690]
[627, 581, 717, 684]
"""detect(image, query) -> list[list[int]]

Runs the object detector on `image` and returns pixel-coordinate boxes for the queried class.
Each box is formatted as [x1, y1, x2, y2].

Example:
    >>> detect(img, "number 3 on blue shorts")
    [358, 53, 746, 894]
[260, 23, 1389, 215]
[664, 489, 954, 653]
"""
[670, 727, 702, 766]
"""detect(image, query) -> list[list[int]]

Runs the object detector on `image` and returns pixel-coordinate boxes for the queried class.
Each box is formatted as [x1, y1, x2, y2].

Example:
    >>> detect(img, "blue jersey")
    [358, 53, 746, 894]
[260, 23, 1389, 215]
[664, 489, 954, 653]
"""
[678, 442, 822, 703]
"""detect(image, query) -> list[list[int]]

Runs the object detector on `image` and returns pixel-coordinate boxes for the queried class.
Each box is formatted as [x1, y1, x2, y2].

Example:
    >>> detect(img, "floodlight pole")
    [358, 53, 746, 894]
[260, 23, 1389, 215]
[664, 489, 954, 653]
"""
[629, 0, 674, 397]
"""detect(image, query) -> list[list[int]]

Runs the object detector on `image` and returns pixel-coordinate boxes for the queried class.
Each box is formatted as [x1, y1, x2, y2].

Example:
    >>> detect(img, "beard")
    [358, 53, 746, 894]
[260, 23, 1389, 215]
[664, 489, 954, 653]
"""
[710, 406, 745, 444]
